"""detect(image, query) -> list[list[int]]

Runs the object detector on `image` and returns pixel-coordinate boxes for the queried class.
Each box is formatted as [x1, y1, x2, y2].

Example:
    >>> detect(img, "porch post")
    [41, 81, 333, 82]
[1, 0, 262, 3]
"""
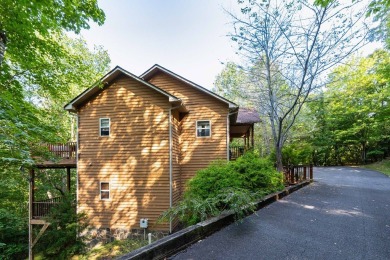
[246, 129, 250, 149]
[251, 124, 254, 148]
[29, 168, 35, 260]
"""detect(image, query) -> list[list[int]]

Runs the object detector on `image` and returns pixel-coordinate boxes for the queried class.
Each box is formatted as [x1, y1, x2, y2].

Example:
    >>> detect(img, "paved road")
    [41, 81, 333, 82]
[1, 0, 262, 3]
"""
[171, 167, 390, 260]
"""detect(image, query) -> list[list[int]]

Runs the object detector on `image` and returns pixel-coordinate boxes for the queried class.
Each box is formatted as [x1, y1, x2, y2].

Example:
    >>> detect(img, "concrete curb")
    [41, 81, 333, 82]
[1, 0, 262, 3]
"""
[117, 180, 312, 260]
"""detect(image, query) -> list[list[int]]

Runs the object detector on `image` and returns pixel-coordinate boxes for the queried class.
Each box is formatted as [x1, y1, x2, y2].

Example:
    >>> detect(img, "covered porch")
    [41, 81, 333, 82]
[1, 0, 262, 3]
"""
[229, 108, 261, 160]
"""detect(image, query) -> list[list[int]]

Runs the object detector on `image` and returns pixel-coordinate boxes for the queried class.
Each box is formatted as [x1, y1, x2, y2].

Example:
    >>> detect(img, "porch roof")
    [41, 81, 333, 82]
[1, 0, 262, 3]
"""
[235, 108, 261, 124]
[230, 108, 260, 138]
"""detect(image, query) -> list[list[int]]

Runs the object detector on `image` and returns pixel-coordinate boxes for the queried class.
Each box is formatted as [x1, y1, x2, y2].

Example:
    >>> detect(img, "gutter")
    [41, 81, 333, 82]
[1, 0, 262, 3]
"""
[76, 114, 79, 211]
[168, 102, 183, 233]
[67, 111, 79, 211]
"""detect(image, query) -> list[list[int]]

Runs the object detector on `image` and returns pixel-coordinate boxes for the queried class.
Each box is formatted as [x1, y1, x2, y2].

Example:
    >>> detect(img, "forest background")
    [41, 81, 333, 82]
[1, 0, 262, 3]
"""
[0, 0, 389, 258]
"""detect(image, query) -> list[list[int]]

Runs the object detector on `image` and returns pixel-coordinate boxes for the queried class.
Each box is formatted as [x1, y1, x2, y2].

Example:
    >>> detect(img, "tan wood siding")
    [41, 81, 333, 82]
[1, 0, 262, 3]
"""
[148, 72, 229, 190]
[78, 75, 171, 231]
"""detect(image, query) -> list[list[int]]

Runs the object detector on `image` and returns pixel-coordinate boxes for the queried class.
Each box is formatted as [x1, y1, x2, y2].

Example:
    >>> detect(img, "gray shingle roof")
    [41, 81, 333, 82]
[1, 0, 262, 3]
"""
[236, 108, 261, 124]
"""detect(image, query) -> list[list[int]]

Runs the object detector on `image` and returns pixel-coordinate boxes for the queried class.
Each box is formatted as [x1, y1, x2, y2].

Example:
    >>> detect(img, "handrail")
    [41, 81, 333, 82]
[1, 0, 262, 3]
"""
[32, 197, 63, 218]
[47, 142, 76, 159]
[229, 146, 251, 160]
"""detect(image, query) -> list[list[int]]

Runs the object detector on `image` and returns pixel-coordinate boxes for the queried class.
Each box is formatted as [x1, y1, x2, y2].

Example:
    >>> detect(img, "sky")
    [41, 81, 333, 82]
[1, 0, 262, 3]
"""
[79, 0, 382, 90]
[80, 0, 241, 89]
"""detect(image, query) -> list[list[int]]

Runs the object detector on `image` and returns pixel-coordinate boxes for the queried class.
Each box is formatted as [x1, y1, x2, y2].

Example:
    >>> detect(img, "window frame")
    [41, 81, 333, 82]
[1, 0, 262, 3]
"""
[100, 182, 110, 200]
[196, 120, 211, 138]
[99, 118, 110, 137]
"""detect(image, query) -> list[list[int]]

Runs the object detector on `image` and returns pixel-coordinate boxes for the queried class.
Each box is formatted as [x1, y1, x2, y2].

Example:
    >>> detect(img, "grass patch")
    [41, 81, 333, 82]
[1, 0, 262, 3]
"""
[363, 159, 390, 177]
[72, 239, 148, 260]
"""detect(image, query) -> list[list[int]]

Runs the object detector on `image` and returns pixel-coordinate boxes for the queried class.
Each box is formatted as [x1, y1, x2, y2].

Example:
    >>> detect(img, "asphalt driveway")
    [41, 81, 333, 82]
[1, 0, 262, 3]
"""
[171, 167, 390, 260]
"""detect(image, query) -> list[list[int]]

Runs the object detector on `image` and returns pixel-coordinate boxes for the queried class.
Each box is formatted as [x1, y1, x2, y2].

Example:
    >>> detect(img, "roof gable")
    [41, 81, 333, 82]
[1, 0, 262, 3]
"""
[64, 66, 180, 112]
[140, 64, 238, 110]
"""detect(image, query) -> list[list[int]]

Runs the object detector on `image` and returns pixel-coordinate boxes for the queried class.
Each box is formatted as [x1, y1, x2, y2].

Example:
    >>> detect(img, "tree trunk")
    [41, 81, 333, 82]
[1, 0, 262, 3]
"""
[0, 31, 6, 65]
[275, 143, 283, 172]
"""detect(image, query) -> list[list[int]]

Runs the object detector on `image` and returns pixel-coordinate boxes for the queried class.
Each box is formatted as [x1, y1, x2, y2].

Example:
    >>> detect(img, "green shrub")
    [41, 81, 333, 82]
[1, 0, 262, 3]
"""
[160, 187, 258, 226]
[0, 209, 28, 260]
[160, 151, 284, 226]
[232, 152, 284, 193]
[185, 160, 242, 200]
[35, 194, 89, 259]
[280, 143, 313, 165]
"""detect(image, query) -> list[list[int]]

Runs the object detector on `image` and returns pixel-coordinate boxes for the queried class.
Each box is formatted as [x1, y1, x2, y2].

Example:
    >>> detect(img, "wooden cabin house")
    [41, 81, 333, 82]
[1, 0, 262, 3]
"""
[59, 65, 260, 236]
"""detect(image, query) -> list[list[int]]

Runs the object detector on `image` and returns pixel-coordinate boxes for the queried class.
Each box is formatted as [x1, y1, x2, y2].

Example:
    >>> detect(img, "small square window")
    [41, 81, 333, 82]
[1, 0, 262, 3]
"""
[196, 120, 211, 137]
[100, 182, 110, 200]
[100, 118, 110, 136]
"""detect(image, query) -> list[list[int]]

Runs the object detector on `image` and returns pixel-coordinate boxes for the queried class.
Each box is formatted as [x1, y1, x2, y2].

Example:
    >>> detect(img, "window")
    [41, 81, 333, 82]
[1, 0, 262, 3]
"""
[196, 120, 211, 137]
[100, 182, 110, 200]
[100, 118, 110, 136]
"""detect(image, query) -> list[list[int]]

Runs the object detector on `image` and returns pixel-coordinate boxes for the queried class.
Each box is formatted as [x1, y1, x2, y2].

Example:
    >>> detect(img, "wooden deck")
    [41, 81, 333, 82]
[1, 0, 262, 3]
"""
[34, 142, 77, 168]
[32, 197, 63, 219]
[29, 143, 77, 258]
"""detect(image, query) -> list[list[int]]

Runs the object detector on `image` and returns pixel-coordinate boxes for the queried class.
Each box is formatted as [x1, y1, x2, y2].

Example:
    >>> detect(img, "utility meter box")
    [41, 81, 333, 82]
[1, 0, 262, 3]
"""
[140, 218, 148, 228]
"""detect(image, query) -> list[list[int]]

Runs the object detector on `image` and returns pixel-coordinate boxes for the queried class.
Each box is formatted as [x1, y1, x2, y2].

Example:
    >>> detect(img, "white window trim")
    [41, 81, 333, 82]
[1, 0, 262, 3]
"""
[100, 181, 110, 200]
[196, 120, 211, 138]
[99, 118, 110, 137]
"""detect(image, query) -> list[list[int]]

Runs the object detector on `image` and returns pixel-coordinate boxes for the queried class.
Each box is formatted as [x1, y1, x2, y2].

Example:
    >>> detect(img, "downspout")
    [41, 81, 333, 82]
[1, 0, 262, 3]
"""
[76, 114, 79, 211]
[69, 112, 79, 212]
[227, 110, 239, 160]
[169, 102, 182, 233]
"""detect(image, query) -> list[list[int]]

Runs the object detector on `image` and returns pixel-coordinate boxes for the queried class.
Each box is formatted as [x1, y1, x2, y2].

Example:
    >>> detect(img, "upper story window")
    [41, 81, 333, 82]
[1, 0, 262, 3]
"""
[100, 118, 110, 136]
[100, 182, 110, 200]
[196, 120, 211, 137]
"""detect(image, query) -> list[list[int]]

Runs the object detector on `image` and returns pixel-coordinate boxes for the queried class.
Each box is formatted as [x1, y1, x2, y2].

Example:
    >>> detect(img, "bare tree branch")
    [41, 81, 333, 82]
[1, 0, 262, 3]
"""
[227, 0, 372, 171]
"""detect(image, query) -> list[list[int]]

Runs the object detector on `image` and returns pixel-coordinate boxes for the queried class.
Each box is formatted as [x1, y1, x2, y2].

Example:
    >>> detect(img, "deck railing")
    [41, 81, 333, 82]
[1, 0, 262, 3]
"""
[283, 165, 313, 185]
[229, 146, 251, 160]
[47, 142, 76, 159]
[32, 197, 63, 218]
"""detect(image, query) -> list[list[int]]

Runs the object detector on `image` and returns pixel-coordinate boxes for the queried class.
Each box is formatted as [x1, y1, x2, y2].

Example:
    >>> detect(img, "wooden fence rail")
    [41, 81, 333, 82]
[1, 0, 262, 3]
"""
[229, 146, 251, 160]
[283, 165, 313, 185]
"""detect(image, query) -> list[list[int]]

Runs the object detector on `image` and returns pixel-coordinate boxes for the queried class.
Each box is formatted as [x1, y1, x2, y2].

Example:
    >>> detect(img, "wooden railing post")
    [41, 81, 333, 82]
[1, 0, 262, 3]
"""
[303, 166, 307, 180]
[29, 169, 35, 260]
[310, 164, 313, 181]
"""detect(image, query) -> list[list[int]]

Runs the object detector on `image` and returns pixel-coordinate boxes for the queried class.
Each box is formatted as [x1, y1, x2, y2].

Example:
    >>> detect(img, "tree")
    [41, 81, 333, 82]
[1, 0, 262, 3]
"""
[228, 0, 372, 171]
[0, 0, 104, 66]
[35, 194, 89, 259]
[309, 50, 390, 165]
[0, 0, 109, 167]
[0, 2, 110, 258]
[365, 0, 390, 48]
[213, 62, 252, 107]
